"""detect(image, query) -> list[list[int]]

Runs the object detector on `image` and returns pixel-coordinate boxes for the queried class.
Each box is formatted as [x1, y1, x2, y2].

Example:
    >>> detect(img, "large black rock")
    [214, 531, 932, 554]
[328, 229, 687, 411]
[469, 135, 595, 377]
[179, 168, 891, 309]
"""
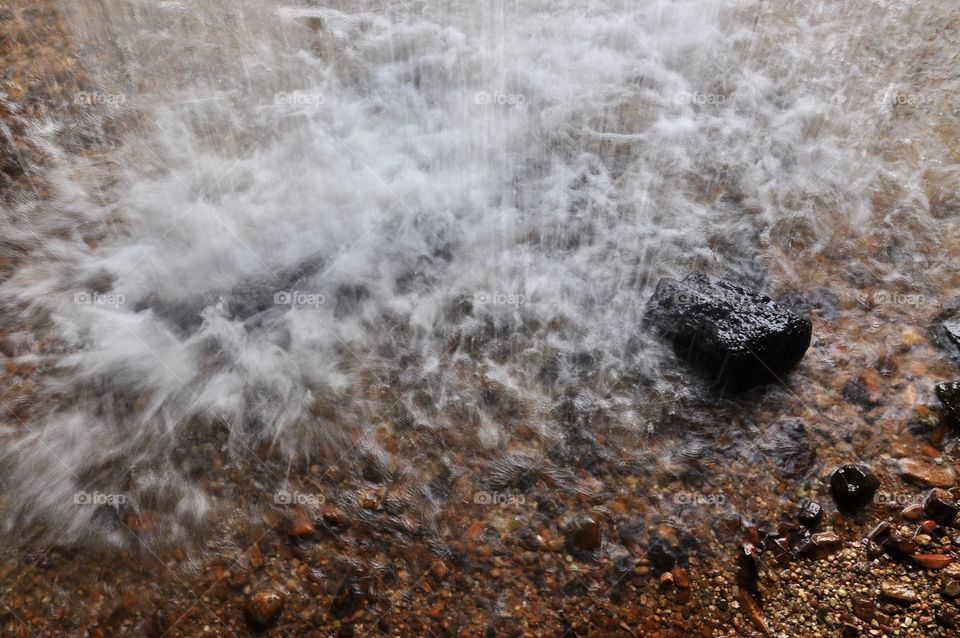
[936, 381, 960, 423]
[645, 273, 813, 389]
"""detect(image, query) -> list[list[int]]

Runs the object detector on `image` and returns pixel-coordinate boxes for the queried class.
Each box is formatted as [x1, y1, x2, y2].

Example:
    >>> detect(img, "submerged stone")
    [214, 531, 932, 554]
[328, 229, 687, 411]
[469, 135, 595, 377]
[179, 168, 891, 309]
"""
[830, 464, 880, 512]
[797, 498, 823, 530]
[645, 273, 812, 389]
[936, 381, 960, 423]
[647, 536, 678, 572]
[924, 490, 959, 525]
[244, 591, 284, 627]
[565, 512, 602, 550]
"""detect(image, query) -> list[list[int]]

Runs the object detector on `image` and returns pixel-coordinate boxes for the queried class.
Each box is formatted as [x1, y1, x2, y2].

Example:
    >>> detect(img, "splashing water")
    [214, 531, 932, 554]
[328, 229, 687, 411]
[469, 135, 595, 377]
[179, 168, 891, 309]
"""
[0, 0, 956, 546]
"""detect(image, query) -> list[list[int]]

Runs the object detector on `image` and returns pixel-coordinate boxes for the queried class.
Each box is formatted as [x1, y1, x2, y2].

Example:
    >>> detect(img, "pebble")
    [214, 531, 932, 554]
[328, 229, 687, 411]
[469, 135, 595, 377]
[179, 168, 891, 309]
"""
[565, 513, 602, 550]
[942, 580, 960, 598]
[898, 458, 956, 487]
[811, 532, 842, 555]
[830, 464, 881, 511]
[286, 510, 316, 537]
[880, 583, 918, 605]
[911, 553, 952, 569]
[798, 498, 823, 529]
[431, 560, 448, 581]
[244, 591, 285, 627]
[901, 504, 924, 520]
[924, 490, 959, 524]
[648, 536, 678, 572]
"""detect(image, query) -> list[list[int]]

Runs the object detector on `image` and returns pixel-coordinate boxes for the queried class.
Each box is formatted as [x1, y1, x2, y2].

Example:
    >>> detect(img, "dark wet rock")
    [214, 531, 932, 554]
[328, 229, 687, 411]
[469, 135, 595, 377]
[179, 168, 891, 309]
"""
[797, 498, 823, 530]
[936, 381, 960, 423]
[139, 255, 326, 332]
[647, 536, 679, 572]
[931, 302, 960, 355]
[771, 536, 793, 563]
[944, 319, 960, 349]
[735, 540, 762, 595]
[867, 521, 891, 544]
[330, 579, 367, 619]
[244, 591, 284, 627]
[793, 536, 817, 558]
[924, 490, 959, 524]
[757, 420, 816, 477]
[937, 607, 960, 629]
[645, 273, 812, 389]
[830, 464, 880, 511]
[852, 596, 875, 622]
[333, 283, 371, 318]
[906, 413, 940, 436]
[881, 533, 918, 560]
[842, 376, 882, 409]
[780, 288, 842, 321]
[565, 513, 602, 550]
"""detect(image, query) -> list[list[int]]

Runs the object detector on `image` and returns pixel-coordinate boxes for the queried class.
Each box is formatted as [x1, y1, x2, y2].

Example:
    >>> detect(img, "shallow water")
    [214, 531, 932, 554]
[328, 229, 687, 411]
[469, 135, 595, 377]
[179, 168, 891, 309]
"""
[0, 0, 958, 551]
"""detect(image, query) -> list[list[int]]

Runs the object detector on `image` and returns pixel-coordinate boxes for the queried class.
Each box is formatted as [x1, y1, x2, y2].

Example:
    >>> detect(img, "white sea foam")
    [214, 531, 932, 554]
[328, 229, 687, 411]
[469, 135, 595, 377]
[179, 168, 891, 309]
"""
[0, 0, 951, 544]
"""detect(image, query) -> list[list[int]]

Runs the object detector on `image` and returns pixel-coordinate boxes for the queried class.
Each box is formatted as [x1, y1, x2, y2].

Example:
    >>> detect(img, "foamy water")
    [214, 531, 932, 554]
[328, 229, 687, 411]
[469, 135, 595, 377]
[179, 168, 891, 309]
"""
[0, 0, 955, 545]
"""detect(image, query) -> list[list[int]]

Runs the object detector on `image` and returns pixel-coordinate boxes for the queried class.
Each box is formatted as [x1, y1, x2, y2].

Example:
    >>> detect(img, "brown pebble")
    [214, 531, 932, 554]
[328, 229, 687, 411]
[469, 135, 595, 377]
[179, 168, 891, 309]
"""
[659, 571, 674, 589]
[924, 491, 960, 524]
[852, 596, 875, 622]
[811, 531, 842, 555]
[880, 583, 919, 605]
[899, 458, 956, 487]
[672, 566, 690, 589]
[431, 560, 448, 581]
[247, 544, 264, 569]
[738, 588, 771, 635]
[943, 580, 960, 598]
[912, 553, 952, 569]
[565, 513, 602, 550]
[244, 591, 285, 627]
[287, 510, 316, 537]
[922, 444, 941, 458]
[901, 504, 924, 520]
